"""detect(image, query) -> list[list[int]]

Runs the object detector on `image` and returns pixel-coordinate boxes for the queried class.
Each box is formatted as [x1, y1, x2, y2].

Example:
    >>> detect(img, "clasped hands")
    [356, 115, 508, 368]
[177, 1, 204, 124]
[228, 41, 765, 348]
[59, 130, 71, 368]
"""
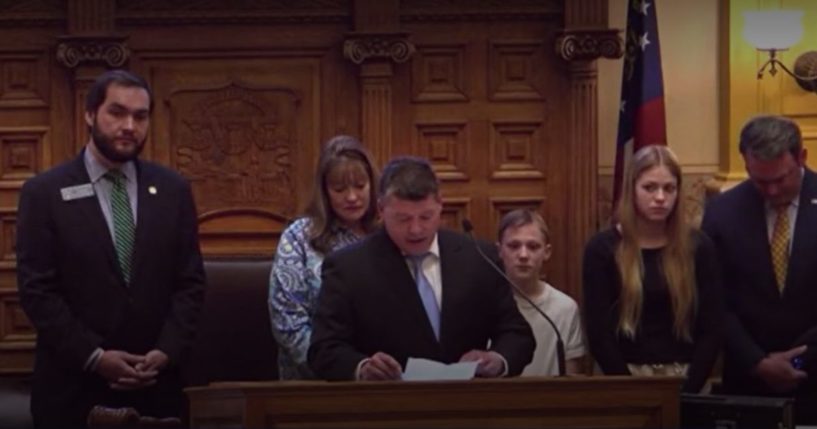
[95, 349, 168, 390]
[359, 350, 505, 381]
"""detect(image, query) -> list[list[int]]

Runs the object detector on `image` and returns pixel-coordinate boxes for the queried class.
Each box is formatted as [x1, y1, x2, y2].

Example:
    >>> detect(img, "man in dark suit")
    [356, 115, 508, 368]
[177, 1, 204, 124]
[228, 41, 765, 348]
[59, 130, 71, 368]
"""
[16, 70, 205, 428]
[702, 115, 817, 422]
[308, 156, 534, 381]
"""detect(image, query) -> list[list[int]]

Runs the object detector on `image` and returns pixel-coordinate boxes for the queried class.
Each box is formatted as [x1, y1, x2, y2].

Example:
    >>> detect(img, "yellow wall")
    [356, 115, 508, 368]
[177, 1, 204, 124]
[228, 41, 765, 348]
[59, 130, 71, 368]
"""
[599, 0, 720, 177]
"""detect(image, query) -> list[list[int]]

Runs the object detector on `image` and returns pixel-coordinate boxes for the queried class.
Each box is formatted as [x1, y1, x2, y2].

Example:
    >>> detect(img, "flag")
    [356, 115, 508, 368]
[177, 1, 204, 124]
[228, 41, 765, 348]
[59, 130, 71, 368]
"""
[614, 0, 667, 204]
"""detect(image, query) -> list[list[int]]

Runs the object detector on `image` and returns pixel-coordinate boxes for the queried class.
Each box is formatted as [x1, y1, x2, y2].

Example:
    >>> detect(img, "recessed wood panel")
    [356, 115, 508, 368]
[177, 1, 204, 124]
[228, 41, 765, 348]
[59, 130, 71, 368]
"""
[0, 51, 50, 108]
[197, 208, 288, 257]
[0, 127, 49, 181]
[414, 122, 469, 181]
[489, 121, 544, 180]
[489, 196, 546, 235]
[0, 290, 35, 343]
[412, 45, 467, 102]
[0, 213, 15, 262]
[488, 40, 546, 101]
[440, 197, 471, 231]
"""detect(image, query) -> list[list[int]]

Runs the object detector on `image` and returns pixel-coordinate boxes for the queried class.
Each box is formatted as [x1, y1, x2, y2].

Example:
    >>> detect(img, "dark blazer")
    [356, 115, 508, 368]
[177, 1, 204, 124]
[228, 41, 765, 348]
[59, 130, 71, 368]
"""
[16, 152, 205, 427]
[308, 228, 535, 381]
[702, 168, 817, 395]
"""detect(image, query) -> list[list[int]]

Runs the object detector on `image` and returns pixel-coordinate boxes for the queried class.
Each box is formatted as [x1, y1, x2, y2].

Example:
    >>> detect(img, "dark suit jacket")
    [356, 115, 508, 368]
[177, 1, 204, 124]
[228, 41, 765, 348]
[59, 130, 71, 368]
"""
[308, 228, 535, 381]
[16, 152, 205, 427]
[702, 168, 817, 395]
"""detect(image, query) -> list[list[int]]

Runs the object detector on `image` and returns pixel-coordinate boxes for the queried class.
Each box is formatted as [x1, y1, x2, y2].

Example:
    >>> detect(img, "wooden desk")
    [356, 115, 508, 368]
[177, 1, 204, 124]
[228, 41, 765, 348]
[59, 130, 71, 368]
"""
[186, 376, 681, 428]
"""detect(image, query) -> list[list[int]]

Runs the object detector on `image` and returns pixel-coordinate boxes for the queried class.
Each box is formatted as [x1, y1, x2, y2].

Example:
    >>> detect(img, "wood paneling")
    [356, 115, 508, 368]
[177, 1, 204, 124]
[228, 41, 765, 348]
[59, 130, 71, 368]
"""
[0, 0, 622, 374]
[186, 376, 681, 428]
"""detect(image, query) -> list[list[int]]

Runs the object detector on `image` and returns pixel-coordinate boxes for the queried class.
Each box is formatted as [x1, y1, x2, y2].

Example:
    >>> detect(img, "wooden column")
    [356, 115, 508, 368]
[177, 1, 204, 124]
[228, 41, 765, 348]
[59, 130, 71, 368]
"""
[343, 0, 413, 166]
[55, 0, 129, 155]
[555, 0, 623, 297]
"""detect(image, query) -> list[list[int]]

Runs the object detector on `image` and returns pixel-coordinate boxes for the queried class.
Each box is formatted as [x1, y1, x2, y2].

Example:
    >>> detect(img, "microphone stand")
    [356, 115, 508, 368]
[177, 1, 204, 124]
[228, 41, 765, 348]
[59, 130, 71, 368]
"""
[462, 220, 567, 377]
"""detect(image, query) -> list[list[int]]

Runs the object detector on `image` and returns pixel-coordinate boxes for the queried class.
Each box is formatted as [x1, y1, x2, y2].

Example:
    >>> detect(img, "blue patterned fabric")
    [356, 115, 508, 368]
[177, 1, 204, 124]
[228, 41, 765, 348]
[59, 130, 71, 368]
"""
[268, 217, 362, 379]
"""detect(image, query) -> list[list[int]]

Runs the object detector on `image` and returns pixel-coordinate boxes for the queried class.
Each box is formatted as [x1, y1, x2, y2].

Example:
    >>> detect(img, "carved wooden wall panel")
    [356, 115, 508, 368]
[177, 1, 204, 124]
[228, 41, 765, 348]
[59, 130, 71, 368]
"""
[490, 197, 547, 231]
[130, 39, 351, 256]
[488, 40, 547, 101]
[0, 51, 51, 108]
[0, 127, 51, 181]
[440, 197, 472, 232]
[490, 121, 546, 180]
[0, 288, 36, 373]
[411, 45, 467, 102]
[397, 12, 569, 290]
[414, 121, 469, 181]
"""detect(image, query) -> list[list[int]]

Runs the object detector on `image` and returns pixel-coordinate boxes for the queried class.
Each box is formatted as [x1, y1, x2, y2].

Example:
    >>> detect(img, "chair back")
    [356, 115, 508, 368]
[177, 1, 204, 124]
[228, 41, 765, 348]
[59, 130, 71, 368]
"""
[183, 257, 278, 385]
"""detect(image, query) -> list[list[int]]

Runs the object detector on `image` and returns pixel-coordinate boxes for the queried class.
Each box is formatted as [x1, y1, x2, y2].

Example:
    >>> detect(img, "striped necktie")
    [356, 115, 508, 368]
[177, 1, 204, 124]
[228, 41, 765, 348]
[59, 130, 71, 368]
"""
[770, 205, 790, 292]
[104, 169, 135, 284]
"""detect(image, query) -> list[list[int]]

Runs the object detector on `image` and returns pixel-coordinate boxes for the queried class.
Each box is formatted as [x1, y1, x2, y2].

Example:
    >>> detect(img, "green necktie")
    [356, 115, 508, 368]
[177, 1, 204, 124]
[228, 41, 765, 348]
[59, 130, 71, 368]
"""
[104, 169, 135, 284]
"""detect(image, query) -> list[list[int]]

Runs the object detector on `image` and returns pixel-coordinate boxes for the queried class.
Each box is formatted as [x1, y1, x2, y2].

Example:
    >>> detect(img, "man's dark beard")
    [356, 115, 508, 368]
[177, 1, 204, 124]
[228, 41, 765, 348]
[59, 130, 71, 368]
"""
[90, 124, 145, 163]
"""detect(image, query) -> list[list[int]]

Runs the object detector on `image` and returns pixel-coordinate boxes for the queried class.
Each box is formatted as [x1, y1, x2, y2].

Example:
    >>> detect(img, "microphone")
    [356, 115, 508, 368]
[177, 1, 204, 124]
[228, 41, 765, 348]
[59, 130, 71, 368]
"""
[462, 219, 567, 377]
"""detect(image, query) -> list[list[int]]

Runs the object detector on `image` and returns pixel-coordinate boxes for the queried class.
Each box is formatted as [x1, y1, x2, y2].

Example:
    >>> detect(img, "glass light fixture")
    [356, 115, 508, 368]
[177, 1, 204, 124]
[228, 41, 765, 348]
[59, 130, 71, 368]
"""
[743, 10, 803, 51]
[743, 9, 817, 92]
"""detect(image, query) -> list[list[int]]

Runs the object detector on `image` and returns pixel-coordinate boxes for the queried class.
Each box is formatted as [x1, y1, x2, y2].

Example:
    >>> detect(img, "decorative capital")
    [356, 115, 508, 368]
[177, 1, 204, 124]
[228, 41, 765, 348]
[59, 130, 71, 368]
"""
[56, 35, 130, 69]
[343, 32, 415, 65]
[555, 29, 623, 62]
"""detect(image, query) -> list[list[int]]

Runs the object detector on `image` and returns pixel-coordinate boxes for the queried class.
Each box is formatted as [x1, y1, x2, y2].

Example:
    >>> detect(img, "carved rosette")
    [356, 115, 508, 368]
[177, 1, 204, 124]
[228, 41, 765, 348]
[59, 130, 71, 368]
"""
[343, 33, 415, 65]
[56, 36, 130, 69]
[555, 29, 623, 62]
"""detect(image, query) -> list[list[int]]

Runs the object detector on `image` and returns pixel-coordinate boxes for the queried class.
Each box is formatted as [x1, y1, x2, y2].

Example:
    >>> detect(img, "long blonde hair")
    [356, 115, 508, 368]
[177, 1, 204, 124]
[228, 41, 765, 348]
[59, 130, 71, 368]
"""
[614, 145, 695, 341]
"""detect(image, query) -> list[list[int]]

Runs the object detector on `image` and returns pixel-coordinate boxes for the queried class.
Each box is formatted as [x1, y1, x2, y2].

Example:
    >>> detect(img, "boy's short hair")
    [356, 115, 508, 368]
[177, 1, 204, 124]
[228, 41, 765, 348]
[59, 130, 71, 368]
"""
[497, 209, 550, 244]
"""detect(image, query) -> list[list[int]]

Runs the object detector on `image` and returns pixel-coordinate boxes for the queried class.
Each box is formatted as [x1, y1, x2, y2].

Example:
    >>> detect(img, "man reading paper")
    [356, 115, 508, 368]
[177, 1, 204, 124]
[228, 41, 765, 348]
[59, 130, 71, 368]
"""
[308, 156, 534, 381]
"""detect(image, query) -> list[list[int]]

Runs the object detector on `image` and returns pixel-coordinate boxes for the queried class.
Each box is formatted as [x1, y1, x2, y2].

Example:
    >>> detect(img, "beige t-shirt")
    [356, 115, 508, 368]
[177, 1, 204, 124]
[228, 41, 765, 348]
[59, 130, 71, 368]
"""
[515, 282, 585, 376]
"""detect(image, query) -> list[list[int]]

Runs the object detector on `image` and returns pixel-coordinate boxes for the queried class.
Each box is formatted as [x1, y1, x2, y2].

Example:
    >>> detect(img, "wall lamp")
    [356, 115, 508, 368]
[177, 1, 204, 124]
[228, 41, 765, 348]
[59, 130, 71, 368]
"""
[744, 10, 817, 92]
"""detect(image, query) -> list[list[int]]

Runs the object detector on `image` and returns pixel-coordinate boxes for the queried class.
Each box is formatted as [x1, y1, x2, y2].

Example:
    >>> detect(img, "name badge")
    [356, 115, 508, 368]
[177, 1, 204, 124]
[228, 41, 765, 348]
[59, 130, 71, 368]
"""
[61, 183, 95, 201]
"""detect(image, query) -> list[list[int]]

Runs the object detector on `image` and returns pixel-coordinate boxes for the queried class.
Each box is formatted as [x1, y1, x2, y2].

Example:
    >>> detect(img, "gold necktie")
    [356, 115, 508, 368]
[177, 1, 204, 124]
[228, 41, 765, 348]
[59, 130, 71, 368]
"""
[771, 206, 790, 292]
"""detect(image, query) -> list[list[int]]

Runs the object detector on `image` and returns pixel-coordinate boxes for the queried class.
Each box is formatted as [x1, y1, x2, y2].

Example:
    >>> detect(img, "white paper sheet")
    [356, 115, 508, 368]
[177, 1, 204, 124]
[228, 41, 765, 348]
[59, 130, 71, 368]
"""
[402, 357, 478, 381]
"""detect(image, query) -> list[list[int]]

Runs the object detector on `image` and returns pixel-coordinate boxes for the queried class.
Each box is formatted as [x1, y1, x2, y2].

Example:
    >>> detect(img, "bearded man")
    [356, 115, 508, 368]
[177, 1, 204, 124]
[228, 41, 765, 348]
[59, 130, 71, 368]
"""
[16, 69, 205, 428]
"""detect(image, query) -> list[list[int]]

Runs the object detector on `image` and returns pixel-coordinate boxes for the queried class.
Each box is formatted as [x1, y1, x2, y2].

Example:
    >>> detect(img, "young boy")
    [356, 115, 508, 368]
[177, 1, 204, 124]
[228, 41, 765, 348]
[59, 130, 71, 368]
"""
[497, 209, 585, 375]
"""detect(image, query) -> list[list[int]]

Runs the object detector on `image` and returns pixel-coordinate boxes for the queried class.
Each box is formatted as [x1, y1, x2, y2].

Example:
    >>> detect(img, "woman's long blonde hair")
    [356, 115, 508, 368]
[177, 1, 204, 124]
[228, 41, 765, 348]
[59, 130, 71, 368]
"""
[615, 145, 695, 341]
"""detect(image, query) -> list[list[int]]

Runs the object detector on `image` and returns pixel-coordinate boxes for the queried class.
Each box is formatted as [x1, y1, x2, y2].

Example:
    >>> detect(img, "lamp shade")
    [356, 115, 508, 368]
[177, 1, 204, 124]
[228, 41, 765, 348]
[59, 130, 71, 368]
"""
[743, 10, 804, 50]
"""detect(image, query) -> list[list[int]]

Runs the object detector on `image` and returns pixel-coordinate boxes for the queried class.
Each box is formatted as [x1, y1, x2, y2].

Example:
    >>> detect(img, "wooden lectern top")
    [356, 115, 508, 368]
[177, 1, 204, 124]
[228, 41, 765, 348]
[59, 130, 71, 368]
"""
[187, 375, 681, 428]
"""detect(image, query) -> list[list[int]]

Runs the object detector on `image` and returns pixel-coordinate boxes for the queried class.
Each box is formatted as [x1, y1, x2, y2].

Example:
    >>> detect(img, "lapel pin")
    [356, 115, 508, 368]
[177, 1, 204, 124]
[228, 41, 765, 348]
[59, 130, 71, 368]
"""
[148, 186, 157, 195]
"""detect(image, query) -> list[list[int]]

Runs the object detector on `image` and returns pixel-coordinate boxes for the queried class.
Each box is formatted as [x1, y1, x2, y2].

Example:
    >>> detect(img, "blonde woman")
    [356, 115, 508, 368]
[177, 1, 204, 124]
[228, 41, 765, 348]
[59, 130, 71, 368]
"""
[582, 145, 723, 392]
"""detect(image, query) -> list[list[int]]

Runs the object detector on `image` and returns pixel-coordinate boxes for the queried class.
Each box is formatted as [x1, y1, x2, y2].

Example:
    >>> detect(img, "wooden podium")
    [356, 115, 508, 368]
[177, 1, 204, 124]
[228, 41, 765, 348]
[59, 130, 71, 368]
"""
[186, 376, 681, 428]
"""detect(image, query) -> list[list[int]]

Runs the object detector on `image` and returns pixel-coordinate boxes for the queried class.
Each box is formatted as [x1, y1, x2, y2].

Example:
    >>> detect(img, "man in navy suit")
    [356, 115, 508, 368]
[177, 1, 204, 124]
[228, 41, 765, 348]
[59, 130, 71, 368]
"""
[702, 115, 817, 422]
[16, 70, 205, 428]
[308, 156, 534, 381]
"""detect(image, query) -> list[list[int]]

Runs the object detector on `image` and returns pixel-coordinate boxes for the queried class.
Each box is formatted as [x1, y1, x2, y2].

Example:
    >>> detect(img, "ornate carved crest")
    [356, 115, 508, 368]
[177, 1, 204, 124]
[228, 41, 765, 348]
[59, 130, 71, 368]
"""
[55, 36, 129, 69]
[343, 33, 415, 65]
[555, 29, 623, 62]
[167, 82, 300, 215]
